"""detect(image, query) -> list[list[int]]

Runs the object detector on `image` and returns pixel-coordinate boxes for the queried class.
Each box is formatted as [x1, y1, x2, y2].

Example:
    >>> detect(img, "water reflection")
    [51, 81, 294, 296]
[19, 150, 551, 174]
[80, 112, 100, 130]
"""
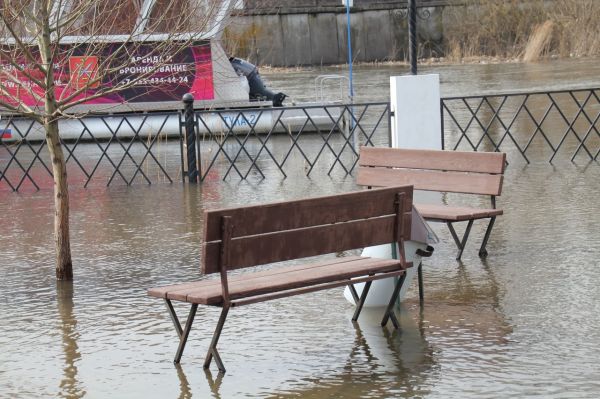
[56, 281, 85, 399]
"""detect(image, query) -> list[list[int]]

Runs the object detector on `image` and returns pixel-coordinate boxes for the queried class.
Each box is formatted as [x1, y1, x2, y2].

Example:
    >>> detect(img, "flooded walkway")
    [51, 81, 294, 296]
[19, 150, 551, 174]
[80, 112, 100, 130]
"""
[1, 58, 600, 398]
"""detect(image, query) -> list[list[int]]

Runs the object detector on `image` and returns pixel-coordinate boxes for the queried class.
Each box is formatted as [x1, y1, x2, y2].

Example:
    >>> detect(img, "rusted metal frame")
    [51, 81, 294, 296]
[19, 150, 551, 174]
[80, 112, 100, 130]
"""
[569, 91, 600, 161]
[101, 115, 153, 186]
[0, 120, 43, 191]
[126, 114, 174, 184]
[306, 106, 350, 176]
[327, 104, 371, 176]
[521, 99, 557, 155]
[548, 91, 595, 163]
[446, 219, 474, 260]
[194, 112, 239, 181]
[479, 95, 531, 163]
[230, 270, 407, 307]
[80, 118, 129, 187]
[222, 111, 266, 180]
[381, 271, 407, 328]
[351, 280, 373, 321]
[441, 100, 478, 151]
[277, 114, 314, 170]
[204, 215, 233, 373]
[172, 303, 198, 364]
[218, 112, 264, 180]
[242, 110, 287, 179]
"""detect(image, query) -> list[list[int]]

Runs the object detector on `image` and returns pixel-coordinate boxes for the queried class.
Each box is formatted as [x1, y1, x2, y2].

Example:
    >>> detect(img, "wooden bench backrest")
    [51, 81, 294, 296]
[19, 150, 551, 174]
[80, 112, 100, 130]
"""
[357, 147, 506, 196]
[201, 186, 413, 275]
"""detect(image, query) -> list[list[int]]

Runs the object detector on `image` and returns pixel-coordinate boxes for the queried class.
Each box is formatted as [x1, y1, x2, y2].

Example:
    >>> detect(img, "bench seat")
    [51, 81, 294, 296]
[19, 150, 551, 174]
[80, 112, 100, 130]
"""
[149, 256, 409, 306]
[416, 204, 503, 222]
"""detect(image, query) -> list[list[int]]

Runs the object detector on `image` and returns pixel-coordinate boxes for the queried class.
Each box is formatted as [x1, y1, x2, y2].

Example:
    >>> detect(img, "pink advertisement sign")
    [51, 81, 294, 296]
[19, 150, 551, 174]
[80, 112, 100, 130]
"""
[0, 41, 214, 109]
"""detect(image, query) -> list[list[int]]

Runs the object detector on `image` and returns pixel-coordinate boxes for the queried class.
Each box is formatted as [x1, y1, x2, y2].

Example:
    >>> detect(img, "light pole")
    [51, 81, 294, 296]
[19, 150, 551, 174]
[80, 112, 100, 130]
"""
[344, 0, 354, 101]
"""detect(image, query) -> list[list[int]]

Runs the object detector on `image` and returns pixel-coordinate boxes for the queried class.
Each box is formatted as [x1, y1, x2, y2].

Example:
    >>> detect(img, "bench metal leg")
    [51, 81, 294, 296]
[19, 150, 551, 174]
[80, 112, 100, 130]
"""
[381, 272, 407, 329]
[203, 305, 230, 373]
[447, 220, 474, 260]
[173, 303, 198, 364]
[351, 281, 372, 322]
[347, 283, 360, 304]
[479, 216, 496, 257]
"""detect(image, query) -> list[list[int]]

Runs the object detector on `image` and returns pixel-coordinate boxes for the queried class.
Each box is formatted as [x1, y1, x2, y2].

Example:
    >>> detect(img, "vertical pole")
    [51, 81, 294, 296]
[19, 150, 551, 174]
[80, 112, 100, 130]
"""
[182, 93, 198, 183]
[345, 1, 354, 102]
[408, 0, 417, 75]
[345, 0, 357, 151]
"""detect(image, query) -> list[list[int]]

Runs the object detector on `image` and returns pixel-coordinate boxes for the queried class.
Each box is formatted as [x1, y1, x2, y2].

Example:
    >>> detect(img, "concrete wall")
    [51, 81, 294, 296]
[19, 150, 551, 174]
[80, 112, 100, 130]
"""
[225, 5, 445, 66]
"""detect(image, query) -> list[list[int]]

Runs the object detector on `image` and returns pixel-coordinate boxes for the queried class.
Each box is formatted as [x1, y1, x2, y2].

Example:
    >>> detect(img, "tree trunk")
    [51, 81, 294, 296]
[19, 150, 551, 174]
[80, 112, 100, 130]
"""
[46, 118, 73, 280]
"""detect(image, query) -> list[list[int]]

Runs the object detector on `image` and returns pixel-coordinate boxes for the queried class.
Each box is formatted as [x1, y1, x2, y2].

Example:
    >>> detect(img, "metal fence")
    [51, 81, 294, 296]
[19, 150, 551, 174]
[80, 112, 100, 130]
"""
[442, 88, 600, 163]
[0, 112, 182, 191]
[186, 102, 391, 182]
[3, 87, 599, 192]
[0, 102, 391, 191]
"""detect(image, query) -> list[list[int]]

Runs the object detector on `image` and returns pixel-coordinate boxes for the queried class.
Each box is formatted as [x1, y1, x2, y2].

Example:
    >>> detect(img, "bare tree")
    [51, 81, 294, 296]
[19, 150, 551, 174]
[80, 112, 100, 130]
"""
[0, 0, 234, 280]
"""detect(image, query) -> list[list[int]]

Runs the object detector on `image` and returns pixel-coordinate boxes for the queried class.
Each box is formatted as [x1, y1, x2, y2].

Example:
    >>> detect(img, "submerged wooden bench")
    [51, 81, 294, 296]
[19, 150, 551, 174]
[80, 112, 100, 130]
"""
[148, 185, 414, 373]
[357, 147, 506, 260]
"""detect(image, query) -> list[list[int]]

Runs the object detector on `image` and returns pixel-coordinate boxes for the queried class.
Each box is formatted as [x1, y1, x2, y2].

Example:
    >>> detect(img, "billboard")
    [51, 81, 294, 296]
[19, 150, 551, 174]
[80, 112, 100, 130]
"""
[0, 41, 214, 110]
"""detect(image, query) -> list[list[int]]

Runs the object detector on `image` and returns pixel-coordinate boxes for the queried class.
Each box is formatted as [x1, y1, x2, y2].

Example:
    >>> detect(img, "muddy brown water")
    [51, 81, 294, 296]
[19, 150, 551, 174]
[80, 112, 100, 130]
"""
[1, 58, 600, 398]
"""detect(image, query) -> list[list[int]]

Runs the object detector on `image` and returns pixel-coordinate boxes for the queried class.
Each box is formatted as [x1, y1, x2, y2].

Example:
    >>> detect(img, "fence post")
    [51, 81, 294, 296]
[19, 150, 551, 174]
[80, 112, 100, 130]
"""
[182, 93, 198, 183]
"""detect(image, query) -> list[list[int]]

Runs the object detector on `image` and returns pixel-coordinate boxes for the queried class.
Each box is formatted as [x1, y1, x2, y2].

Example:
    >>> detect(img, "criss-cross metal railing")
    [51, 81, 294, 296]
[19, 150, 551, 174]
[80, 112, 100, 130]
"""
[441, 88, 600, 163]
[188, 102, 391, 181]
[0, 111, 181, 191]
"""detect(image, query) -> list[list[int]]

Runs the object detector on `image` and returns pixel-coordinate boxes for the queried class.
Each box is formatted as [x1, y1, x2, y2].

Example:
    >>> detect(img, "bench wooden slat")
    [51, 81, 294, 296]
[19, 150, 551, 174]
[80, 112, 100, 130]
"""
[415, 203, 504, 221]
[204, 186, 413, 241]
[147, 256, 365, 299]
[357, 166, 503, 196]
[359, 147, 506, 174]
[181, 257, 407, 305]
[203, 212, 411, 274]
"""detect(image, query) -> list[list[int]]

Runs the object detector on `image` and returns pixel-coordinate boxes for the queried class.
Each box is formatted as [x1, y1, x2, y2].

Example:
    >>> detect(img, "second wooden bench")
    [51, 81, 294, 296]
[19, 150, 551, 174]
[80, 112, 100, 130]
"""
[357, 147, 506, 260]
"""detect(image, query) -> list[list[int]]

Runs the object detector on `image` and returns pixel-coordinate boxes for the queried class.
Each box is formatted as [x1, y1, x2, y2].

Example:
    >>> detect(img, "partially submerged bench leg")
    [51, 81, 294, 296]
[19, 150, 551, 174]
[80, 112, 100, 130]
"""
[203, 305, 230, 373]
[446, 220, 474, 260]
[170, 302, 198, 364]
[381, 272, 407, 329]
[351, 280, 373, 322]
[478, 216, 496, 257]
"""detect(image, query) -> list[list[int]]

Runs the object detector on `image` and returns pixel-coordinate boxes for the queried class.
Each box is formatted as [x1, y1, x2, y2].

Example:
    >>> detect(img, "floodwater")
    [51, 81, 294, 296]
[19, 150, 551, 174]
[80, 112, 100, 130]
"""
[2, 58, 600, 398]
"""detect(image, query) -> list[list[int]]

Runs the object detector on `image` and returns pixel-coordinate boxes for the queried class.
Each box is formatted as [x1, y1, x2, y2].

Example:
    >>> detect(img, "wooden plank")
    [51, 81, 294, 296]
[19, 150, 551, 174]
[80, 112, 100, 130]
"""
[203, 185, 413, 241]
[415, 203, 504, 221]
[202, 212, 412, 274]
[359, 146, 506, 174]
[230, 269, 408, 307]
[149, 256, 364, 299]
[357, 167, 503, 196]
[186, 257, 407, 305]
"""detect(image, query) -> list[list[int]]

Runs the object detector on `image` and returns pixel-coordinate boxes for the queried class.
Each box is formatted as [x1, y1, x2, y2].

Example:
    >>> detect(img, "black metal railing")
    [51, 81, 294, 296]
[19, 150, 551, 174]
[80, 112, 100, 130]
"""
[0, 111, 181, 191]
[441, 88, 600, 163]
[184, 102, 391, 182]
